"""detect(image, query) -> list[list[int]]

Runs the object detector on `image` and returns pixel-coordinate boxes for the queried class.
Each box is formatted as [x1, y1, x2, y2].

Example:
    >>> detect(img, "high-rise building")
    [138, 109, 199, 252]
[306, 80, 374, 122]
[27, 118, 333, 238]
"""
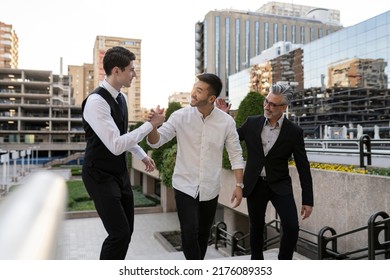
[168, 92, 191, 107]
[93, 36, 142, 122]
[0, 21, 18, 69]
[68, 63, 94, 106]
[195, 3, 342, 98]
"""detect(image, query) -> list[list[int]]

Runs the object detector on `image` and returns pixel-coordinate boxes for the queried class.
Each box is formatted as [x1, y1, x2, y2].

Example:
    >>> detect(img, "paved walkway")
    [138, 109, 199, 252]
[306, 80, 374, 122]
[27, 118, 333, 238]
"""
[56, 212, 229, 260]
[55, 212, 308, 260]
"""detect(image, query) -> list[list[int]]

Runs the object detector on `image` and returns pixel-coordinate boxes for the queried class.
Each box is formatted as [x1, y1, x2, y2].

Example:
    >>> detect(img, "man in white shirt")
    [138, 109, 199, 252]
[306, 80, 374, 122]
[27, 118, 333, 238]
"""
[147, 73, 245, 260]
[82, 46, 165, 260]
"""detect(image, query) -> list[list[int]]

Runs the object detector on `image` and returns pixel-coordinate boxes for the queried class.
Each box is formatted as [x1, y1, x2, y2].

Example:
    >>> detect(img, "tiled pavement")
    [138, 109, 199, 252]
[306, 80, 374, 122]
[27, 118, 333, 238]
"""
[55, 212, 228, 260]
[55, 212, 308, 260]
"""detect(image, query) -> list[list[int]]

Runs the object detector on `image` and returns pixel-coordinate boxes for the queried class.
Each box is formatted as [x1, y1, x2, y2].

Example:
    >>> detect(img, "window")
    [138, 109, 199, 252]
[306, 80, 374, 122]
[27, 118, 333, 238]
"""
[255, 21, 260, 55]
[264, 22, 269, 49]
[215, 16, 220, 76]
[235, 18, 240, 72]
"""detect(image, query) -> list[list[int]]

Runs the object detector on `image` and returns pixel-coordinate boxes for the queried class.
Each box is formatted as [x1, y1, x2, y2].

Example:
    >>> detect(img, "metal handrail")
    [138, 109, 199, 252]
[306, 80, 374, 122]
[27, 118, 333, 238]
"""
[211, 211, 390, 259]
[317, 211, 390, 260]
[0, 171, 67, 259]
[305, 138, 390, 156]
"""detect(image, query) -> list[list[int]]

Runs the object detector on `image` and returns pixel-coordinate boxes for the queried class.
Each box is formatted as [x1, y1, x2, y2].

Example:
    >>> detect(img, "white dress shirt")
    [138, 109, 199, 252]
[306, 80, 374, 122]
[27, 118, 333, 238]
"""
[83, 79, 151, 160]
[147, 106, 245, 201]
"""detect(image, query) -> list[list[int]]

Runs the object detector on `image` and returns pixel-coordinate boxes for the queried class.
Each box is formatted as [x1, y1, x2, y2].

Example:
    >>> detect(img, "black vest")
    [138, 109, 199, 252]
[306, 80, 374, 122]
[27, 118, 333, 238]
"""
[82, 87, 128, 174]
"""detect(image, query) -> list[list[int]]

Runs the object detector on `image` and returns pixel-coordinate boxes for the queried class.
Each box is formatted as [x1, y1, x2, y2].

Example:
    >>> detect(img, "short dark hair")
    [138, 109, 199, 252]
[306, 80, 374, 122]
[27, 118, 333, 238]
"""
[196, 73, 223, 97]
[103, 46, 136, 76]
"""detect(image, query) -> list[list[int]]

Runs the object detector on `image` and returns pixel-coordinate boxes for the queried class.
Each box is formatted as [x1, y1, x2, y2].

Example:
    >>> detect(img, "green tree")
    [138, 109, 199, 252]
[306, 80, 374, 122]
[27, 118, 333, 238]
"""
[235, 92, 264, 127]
[222, 92, 265, 169]
[151, 102, 181, 173]
[165, 101, 182, 119]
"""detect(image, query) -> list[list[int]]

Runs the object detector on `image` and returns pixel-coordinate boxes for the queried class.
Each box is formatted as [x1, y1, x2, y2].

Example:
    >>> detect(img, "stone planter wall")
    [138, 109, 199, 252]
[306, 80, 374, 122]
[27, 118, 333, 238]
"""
[131, 154, 176, 212]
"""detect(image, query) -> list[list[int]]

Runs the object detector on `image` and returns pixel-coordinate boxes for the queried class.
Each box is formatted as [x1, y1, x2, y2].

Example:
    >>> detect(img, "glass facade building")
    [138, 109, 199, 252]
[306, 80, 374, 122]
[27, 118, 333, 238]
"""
[228, 11, 390, 138]
[304, 11, 390, 89]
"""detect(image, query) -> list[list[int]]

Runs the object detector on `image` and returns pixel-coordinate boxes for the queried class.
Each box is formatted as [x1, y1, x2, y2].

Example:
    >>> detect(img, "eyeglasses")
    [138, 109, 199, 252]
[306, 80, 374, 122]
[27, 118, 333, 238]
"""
[263, 98, 287, 108]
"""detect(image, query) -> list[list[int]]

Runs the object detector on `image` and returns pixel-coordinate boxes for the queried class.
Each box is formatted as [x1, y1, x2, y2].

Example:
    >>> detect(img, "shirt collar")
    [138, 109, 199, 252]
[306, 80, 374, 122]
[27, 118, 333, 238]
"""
[101, 79, 121, 99]
[195, 106, 216, 120]
[265, 114, 285, 128]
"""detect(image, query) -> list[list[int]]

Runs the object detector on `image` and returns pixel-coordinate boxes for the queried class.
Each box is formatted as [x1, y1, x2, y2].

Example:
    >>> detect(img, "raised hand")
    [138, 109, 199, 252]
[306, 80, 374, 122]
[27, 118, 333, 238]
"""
[148, 105, 165, 127]
[215, 98, 231, 113]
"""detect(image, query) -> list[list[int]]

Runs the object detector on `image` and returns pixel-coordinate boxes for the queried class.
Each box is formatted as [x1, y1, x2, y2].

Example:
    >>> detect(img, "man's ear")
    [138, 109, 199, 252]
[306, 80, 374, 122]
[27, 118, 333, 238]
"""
[209, 95, 217, 104]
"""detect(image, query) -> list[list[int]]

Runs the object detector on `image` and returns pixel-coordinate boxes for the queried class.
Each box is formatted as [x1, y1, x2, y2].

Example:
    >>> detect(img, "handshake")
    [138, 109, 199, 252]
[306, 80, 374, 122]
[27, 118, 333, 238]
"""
[147, 105, 165, 128]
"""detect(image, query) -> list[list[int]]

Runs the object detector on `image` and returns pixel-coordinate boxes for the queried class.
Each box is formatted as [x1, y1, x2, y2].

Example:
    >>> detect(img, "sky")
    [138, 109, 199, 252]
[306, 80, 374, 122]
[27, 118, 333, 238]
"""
[1, 0, 389, 109]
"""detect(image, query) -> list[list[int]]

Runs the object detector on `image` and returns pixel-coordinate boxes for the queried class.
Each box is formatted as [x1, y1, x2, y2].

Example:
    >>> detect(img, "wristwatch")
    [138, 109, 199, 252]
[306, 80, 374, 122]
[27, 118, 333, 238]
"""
[236, 183, 244, 189]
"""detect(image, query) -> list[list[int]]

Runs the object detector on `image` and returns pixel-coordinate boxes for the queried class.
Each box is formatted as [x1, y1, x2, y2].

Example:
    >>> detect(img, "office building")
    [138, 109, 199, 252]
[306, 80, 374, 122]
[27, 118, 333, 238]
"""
[195, 2, 342, 98]
[229, 11, 390, 138]
[0, 21, 18, 69]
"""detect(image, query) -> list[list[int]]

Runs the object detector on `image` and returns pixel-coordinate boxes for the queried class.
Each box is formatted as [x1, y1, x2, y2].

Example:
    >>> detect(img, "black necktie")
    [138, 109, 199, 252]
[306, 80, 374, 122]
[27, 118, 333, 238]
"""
[116, 93, 125, 117]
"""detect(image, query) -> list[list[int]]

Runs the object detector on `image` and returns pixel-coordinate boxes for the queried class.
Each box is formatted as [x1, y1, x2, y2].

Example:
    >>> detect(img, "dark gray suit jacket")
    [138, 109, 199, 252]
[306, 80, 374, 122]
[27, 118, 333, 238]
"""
[237, 115, 313, 206]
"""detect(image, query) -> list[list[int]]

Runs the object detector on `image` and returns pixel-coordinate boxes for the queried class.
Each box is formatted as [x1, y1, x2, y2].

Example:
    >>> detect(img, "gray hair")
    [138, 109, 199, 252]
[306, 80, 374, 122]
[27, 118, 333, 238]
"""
[269, 84, 294, 104]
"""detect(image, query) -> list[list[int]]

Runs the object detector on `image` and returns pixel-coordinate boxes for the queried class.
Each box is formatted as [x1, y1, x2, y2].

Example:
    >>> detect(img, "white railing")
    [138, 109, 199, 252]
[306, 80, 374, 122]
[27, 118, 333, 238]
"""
[305, 138, 390, 155]
[0, 171, 67, 259]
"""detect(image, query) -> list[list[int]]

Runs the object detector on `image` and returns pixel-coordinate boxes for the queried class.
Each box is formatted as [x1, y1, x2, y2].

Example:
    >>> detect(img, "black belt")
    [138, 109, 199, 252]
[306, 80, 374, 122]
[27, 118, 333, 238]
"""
[260, 176, 267, 181]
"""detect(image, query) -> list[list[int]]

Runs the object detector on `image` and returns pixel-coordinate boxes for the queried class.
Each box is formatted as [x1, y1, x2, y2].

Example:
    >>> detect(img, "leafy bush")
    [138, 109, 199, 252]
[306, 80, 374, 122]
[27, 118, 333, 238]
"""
[150, 102, 181, 185]
[367, 167, 390, 177]
[160, 144, 177, 188]
[222, 92, 264, 169]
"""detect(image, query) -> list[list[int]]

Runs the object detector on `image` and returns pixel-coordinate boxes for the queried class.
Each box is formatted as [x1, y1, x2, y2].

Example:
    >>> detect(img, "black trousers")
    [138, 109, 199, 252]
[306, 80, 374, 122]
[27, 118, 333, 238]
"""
[247, 178, 299, 260]
[82, 166, 134, 260]
[174, 189, 218, 260]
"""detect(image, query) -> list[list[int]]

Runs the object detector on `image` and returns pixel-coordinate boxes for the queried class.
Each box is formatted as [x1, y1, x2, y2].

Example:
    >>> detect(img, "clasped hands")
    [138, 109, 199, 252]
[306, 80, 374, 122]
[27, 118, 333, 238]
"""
[147, 105, 165, 128]
[142, 105, 165, 173]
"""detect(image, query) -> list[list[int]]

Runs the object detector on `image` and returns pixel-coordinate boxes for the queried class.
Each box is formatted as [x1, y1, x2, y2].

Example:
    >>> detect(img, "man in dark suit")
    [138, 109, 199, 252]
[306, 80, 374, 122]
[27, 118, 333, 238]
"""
[216, 84, 313, 260]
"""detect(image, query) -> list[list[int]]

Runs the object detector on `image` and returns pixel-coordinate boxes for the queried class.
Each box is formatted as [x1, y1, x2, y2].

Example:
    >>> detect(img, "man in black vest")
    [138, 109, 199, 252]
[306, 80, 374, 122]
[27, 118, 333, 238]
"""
[82, 46, 165, 260]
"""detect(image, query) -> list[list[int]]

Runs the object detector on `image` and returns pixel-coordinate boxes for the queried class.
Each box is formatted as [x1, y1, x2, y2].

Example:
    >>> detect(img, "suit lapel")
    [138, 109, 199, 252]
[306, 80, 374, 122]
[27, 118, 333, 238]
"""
[256, 116, 266, 156]
[267, 116, 291, 156]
